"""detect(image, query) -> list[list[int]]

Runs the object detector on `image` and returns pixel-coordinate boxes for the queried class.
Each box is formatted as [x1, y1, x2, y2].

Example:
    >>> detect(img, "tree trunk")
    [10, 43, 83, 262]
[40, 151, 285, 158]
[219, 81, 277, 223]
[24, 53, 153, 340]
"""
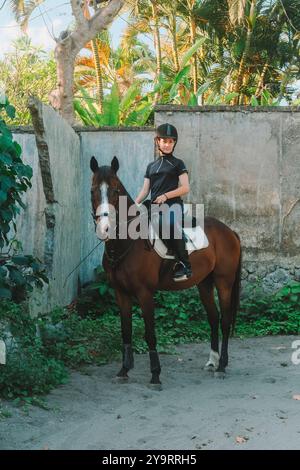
[171, 10, 180, 72]
[49, 40, 77, 125]
[151, 1, 162, 104]
[84, 1, 104, 113]
[255, 61, 268, 97]
[91, 38, 104, 113]
[233, 27, 252, 104]
[190, 16, 198, 94]
[48, 0, 124, 124]
[233, 0, 256, 104]
[151, 1, 162, 78]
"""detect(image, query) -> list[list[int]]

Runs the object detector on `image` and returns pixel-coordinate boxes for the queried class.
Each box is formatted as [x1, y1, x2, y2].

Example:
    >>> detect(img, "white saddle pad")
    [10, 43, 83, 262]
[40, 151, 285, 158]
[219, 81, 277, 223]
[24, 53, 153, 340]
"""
[149, 205, 209, 260]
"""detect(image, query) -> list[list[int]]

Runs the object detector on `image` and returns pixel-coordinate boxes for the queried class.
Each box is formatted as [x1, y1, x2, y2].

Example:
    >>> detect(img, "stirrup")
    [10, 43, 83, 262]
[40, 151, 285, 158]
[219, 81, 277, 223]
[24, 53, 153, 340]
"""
[173, 262, 192, 282]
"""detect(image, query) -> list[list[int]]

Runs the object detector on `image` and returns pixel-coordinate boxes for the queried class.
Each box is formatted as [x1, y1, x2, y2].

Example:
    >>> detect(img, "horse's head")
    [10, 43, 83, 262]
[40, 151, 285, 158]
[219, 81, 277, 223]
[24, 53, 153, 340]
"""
[90, 156, 123, 241]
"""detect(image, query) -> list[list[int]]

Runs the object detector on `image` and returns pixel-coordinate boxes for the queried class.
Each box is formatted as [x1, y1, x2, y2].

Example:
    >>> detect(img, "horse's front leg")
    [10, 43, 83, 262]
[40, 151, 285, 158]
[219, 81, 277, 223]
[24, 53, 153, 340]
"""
[215, 279, 233, 378]
[115, 288, 134, 380]
[137, 288, 161, 386]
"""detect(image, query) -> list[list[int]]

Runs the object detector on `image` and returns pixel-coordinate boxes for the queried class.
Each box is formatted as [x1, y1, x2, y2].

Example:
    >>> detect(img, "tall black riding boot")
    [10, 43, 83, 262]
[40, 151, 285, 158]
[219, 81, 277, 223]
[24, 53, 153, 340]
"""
[171, 237, 192, 281]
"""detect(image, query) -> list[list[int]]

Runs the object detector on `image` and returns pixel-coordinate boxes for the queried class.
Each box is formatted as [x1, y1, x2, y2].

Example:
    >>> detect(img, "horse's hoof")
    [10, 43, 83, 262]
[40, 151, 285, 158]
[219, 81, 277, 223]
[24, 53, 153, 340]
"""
[147, 383, 163, 391]
[204, 363, 216, 372]
[113, 375, 129, 383]
[214, 371, 226, 379]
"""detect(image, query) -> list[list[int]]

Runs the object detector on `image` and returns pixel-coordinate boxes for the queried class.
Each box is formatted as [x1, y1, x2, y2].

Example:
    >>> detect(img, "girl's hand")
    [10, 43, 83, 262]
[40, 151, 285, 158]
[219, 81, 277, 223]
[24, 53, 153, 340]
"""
[154, 194, 168, 204]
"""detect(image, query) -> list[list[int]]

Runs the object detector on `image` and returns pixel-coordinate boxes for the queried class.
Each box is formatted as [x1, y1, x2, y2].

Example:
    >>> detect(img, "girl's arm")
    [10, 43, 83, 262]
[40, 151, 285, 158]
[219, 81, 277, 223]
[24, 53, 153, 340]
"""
[135, 178, 150, 204]
[154, 173, 190, 204]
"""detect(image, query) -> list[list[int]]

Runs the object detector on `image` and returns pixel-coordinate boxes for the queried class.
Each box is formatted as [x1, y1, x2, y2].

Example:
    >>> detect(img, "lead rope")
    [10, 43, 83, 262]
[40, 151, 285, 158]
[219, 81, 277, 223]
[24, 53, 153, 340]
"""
[63, 208, 151, 287]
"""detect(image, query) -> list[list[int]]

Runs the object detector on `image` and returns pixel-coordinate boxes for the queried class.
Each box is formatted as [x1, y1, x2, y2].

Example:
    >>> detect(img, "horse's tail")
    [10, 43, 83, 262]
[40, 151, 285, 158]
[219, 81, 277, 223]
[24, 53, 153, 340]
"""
[231, 231, 242, 336]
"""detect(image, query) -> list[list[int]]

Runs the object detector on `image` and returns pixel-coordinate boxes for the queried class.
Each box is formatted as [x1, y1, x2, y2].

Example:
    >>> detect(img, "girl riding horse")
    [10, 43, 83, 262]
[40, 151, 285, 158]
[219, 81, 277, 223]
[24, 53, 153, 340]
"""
[135, 123, 192, 282]
[90, 127, 241, 387]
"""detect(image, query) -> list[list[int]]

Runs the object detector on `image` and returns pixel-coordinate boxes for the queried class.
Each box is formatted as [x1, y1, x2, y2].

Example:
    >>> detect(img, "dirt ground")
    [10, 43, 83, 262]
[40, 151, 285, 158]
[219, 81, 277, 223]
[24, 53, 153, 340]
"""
[0, 335, 300, 450]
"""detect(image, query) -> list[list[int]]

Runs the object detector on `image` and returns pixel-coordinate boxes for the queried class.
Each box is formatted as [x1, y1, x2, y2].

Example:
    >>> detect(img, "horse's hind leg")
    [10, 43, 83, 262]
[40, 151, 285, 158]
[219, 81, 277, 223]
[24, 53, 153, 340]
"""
[115, 288, 134, 380]
[137, 288, 161, 386]
[197, 275, 220, 371]
[214, 277, 233, 377]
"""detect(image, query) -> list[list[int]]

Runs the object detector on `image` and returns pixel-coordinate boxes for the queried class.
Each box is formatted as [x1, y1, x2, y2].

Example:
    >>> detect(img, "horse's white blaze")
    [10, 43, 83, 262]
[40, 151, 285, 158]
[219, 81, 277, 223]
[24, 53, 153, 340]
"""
[204, 349, 220, 370]
[96, 182, 110, 240]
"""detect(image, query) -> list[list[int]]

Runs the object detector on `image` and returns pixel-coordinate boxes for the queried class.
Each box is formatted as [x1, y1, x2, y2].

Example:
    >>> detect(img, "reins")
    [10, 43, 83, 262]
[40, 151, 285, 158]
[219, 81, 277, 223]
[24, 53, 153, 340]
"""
[63, 208, 150, 287]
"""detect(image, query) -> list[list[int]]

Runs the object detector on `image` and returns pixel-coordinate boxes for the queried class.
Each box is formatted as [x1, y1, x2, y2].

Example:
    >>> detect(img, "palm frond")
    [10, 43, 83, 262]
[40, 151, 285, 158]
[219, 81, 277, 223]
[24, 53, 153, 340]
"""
[10, 0, 45, 32]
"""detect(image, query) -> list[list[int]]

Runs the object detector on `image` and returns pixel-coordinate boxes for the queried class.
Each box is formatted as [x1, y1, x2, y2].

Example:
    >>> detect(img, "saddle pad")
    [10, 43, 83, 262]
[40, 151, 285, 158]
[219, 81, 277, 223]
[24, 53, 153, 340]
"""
[149, 220, 209, 260]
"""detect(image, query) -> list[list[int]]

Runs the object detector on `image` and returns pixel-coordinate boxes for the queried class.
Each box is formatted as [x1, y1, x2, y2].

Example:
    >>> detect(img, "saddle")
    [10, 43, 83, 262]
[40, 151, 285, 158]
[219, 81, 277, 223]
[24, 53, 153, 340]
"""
[147, 203, 209, 259]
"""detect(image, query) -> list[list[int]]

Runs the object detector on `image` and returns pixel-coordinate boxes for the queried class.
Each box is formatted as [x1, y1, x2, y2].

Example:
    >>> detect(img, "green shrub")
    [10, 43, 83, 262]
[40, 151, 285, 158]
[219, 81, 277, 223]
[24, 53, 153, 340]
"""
[0, 301, 68, 399]
[0, 278, 299, 400]
[0, 99, 48, 301]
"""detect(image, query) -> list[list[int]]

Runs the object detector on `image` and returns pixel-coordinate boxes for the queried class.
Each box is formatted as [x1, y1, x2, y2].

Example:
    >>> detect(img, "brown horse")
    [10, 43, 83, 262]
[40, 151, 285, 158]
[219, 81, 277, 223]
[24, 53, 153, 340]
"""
[90, 156, 241, 386]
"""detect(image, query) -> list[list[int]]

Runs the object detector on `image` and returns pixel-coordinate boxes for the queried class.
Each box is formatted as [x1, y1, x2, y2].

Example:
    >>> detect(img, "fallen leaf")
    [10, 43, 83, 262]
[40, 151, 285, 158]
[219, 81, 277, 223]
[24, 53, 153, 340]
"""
[292, 395, 300, 401]
[235, 436, 248, 444]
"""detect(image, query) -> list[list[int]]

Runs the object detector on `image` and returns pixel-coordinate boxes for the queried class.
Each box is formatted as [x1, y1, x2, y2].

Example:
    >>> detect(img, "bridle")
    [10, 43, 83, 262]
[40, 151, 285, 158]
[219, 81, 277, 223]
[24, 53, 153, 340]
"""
[91, 185, 120, 230]
[64, 185, 151, 285]
[91, 183, 147, 269]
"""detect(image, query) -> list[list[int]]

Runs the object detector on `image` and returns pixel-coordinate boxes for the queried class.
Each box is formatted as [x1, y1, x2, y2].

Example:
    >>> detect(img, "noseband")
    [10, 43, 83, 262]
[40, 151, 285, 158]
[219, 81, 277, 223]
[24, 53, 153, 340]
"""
[91, 185, 120, 229]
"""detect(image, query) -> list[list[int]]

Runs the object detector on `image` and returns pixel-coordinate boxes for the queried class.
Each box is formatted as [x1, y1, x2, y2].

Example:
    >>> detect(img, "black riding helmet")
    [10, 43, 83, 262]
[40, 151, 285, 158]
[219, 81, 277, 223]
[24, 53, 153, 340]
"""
[155, 123, 178, 155]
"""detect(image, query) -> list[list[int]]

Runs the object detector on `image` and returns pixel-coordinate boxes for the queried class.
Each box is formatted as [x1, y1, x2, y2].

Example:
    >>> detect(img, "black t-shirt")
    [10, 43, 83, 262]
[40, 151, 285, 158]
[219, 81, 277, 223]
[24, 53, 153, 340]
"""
[144, 155, 188, 204]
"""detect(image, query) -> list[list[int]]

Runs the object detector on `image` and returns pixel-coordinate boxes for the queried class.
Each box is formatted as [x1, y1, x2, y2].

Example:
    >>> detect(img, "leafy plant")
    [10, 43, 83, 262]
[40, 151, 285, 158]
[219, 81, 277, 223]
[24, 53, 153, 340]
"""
[0, 301, 68, 399]
[74, 83, 153, 127]
[0, 100, 32, 248]
[250, 89, 280, 106]
[0, 37, 57, 125]
[1, 277, 299, 400]
[0, 99, 48, 300]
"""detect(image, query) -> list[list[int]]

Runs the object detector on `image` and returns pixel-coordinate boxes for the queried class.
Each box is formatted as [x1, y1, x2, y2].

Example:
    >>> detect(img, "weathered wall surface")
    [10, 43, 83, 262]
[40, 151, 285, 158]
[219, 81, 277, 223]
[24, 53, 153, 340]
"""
[155, 105, 300, 291]
[11, 104, 300, 312]
[12, 108, 154, 312]
[13, 100, 81, 314]
[78, 128, 154, 285]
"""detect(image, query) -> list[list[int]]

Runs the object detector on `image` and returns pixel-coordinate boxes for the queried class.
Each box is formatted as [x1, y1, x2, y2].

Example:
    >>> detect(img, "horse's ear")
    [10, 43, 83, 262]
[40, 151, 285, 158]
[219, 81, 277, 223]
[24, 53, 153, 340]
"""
[90, 156, 99, 173]
[111, 156, 119, 174]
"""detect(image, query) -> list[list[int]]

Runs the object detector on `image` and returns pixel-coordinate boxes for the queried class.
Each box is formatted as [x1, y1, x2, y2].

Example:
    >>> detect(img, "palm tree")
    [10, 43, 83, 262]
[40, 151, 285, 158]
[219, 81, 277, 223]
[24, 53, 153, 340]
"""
[176, 0, 202, 94]
[126, 0, 165, 104]
[10, 0, 45, 31]
[227, 0, 258, 103]
[75, 25, 154, 98]
[126, 0, 163, 81]
[158, 1, 181, 73]
[192, 0, 300, 105]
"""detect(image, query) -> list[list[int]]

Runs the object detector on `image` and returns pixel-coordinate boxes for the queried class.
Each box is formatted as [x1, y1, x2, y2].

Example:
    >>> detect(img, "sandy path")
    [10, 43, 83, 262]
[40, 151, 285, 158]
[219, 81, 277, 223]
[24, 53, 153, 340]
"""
[0, 335, 300, 450]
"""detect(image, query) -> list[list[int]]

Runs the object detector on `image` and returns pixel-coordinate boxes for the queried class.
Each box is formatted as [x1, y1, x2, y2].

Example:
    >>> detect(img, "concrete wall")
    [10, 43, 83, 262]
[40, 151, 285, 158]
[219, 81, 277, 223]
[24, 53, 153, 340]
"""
[155, 105, 300, 290]
[12, 106, 154, 313]
[13, 101, 82, 314]
[11, 104, 300, 311]
[78, 128, 154, 285]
